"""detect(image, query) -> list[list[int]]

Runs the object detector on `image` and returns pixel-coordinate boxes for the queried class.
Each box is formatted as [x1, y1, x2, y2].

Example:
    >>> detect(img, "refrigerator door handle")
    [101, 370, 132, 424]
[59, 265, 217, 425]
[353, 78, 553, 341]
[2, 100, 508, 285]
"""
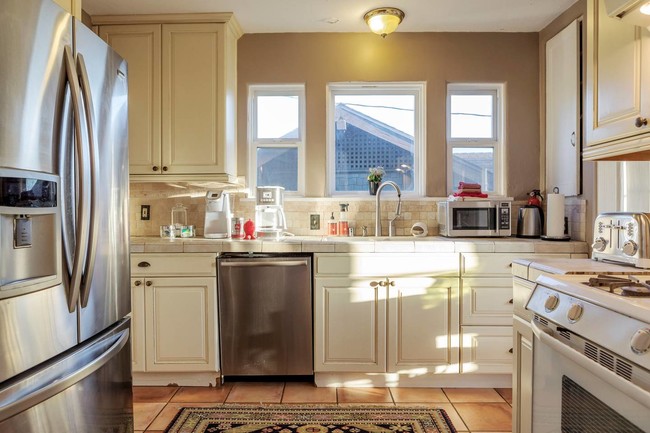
[59, 82, 75, 277]
[62, 45, 90, 313]
[76, 53, 100, 308]
[0, 326, 129, 423]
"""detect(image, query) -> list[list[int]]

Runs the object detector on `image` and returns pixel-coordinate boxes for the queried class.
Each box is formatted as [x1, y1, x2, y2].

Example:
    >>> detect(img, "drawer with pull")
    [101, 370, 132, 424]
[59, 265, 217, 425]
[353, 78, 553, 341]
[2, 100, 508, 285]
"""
[130, 253, 216, 277]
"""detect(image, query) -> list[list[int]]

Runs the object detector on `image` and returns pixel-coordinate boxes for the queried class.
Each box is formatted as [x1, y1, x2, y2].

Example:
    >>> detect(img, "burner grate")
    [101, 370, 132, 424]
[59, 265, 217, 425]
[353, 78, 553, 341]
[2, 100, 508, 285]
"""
[585, 275, 650, 297]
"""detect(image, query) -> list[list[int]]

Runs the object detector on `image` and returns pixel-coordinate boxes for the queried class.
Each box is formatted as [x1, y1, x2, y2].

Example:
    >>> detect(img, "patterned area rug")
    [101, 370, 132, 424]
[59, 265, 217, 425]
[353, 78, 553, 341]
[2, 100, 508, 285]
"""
[164, 405, 456, 433]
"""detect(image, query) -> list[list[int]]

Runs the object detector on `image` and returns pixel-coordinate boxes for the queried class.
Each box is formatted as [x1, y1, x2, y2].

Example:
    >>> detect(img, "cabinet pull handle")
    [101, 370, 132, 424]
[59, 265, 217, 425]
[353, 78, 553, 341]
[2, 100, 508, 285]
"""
[508, 348, 514, 354]
[635, 117, 648, 128]
[508, 299, 514, 304]
[145, 280, 152, 286]
[134, 280, 142, 286]
[152, 165, 159, 172]
[162, 166, 169, 172]
[138, 261, 151, 268]
[570, 131, 576, 147]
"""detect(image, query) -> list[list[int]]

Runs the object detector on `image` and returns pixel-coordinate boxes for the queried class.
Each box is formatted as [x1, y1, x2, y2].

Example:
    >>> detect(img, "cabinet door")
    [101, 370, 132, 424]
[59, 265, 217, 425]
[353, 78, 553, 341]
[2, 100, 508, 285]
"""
[52, 0, 81, 19]
[131, 278, 146, 372]
[387, 278, 460, 373]
[461, 278, 514, 326]
[513, 316, 533, 433]
[99, 25, 162, 175]
[586, 0, 650, 147]
[546, 19, 580, 196]
[314, 277, 387, 372]
[144, 277, 217, 372]
[162, 23, 226, 174]
[460, 325, 513, 373]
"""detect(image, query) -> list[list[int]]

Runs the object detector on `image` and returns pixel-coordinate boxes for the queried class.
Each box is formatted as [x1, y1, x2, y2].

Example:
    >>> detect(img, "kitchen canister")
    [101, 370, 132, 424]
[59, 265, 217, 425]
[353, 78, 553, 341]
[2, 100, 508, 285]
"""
[545, 191, 566, 238]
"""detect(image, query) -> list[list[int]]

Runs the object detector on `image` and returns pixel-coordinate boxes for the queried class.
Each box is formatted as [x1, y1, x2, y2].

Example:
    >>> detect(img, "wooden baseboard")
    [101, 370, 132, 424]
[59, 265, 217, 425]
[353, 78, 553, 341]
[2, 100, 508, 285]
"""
[314, 372, 512, 388]
[133, 371, 220, 386]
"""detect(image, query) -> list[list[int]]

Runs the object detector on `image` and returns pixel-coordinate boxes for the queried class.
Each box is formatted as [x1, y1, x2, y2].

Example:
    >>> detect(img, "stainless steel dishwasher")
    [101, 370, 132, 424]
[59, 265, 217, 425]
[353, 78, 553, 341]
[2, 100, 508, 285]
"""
[217, 253, 313, 377]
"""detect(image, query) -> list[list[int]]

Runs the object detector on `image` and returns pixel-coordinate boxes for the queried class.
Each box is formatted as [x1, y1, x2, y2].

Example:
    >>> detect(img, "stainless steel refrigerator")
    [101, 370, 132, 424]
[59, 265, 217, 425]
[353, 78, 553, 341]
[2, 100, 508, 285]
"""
[0, 0, 132, 431]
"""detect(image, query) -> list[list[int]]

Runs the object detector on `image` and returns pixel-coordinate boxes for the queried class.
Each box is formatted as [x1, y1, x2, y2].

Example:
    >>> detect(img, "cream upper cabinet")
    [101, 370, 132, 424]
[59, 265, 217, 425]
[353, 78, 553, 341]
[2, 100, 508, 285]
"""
[97, 15, 240, 182]
[52, 0, 81, 19]
[584, 0, 650, 160]
[546, 19, 581, 195]
[99, 25, 162, 175]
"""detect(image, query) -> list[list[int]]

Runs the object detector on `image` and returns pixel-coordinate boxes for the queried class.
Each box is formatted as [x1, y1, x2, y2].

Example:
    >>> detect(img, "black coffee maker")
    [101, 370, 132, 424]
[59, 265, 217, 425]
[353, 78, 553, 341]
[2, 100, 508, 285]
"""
[517, 190, 544, 238]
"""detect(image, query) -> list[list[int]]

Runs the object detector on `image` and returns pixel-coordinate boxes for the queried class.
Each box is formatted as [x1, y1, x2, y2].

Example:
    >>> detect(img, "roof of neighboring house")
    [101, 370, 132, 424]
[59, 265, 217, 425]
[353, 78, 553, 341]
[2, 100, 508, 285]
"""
[335, 103, 413, 152]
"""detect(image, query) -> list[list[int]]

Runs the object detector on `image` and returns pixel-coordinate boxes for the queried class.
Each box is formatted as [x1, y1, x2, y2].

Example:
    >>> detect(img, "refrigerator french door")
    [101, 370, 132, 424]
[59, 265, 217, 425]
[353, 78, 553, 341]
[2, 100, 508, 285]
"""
[0, 0, 132, 431]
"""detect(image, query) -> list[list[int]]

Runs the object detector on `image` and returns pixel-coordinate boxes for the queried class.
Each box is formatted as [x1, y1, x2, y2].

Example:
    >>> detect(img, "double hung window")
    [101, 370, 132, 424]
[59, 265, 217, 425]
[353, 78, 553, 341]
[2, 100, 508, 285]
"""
[447, 83, 505, 196]
[248, 84, 305, 194]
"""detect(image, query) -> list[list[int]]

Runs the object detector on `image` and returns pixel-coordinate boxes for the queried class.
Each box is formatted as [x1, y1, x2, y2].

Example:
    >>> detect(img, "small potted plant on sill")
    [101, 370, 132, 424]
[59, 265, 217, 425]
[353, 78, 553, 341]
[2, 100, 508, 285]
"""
[367, 166, 385, 195]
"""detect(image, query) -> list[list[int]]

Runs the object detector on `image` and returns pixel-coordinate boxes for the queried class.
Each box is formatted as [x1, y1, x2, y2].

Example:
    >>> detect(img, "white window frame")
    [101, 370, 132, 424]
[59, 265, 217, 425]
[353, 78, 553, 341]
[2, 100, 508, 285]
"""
[248, 84, 306, 196]
[326, 82, 426, 197]
[446, 83, 506, 196]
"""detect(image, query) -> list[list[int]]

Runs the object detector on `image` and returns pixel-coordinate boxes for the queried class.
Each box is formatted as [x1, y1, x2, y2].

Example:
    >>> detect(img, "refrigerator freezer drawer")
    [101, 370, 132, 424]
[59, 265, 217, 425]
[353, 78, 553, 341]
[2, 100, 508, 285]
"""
[0, 318, 132, 431]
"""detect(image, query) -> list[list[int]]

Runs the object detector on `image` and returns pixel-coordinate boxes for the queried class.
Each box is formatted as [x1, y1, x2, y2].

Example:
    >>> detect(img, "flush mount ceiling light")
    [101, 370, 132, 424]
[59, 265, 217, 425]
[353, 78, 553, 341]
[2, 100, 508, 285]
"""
[641, 1, 650, 15]
[364, 7, 405, 38]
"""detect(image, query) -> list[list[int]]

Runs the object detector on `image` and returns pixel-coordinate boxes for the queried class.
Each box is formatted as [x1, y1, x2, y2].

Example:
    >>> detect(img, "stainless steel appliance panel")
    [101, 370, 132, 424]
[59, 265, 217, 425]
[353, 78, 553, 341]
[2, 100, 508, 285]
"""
[0, 319, 133, 432]
[74, 22, 130, 342]
[0, 285, 77, 384]
[0, 0, 71, 173]
[218, 254, 313, 376]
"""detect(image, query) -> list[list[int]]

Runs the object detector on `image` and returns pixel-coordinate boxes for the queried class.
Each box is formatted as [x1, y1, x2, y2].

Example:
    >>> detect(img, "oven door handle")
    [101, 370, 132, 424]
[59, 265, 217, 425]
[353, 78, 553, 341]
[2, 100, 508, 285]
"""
[531, 321, 650, 408]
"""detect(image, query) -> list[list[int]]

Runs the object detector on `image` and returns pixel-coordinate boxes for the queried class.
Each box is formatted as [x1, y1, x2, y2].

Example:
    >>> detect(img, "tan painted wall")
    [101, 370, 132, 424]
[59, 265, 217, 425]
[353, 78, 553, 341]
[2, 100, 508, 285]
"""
[237, 32, 540, 198]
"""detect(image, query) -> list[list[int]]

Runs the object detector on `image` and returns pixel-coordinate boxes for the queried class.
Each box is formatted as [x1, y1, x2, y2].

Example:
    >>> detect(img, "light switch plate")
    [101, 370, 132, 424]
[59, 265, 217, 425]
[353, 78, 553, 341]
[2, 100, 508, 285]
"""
[141, 205, 150, 220]
[310, 214, 320, 230]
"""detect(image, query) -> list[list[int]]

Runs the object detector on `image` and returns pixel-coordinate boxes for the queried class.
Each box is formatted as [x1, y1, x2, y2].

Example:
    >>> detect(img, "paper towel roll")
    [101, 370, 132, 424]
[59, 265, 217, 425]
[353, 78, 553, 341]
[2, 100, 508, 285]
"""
[546, 193, 565, 237]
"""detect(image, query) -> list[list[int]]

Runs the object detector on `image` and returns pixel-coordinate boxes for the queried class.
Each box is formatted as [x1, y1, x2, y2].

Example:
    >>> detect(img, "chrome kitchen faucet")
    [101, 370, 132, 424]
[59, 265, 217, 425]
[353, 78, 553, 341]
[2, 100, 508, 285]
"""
[375, 181, 402, 237]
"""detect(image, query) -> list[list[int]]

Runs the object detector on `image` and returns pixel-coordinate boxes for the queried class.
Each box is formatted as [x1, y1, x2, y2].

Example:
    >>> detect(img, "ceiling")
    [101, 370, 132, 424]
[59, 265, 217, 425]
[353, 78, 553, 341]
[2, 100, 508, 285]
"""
[83, 0, 579, 33]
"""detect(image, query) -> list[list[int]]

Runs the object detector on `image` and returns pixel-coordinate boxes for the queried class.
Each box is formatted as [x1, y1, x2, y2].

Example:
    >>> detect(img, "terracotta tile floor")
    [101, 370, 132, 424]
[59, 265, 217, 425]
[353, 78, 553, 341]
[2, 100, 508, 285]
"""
[133, 383, 512, 433]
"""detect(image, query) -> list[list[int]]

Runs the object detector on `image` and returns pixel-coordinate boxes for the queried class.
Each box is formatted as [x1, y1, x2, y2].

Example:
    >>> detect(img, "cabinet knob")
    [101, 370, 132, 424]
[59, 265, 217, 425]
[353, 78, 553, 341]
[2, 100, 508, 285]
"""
[508, 298, 514, 304]
[508, 348, 514, 354]
[370, 281, 379, 287]
[138, 261, 151, 268]
[635, 117, 648, 128]
[162, 166, 169, 172]
[134, 280, 142, 286]
[379, 280, 387, 287]
[152, 166, 159, 172]
[145, 280, 152, 286]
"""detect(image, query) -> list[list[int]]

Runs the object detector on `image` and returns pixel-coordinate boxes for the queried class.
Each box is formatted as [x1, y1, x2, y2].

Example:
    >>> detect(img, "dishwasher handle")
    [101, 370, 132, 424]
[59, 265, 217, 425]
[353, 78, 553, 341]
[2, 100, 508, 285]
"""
[220, 260, 309, 268]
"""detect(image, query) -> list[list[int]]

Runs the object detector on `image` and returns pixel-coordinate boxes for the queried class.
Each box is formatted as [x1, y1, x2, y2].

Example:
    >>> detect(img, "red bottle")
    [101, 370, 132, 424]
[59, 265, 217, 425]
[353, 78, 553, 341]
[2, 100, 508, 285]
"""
[527, 189, 543, 207]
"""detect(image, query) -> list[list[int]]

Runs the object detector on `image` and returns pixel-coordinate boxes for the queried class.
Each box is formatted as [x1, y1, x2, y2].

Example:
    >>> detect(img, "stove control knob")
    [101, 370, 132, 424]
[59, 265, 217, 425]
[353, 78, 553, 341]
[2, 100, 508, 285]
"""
[622, 240, 638, 256]
[592, 237, 608, 252]
[567, 303, 583, 323]
[544, 294, 560, 312]
[631, 329, 650, 355]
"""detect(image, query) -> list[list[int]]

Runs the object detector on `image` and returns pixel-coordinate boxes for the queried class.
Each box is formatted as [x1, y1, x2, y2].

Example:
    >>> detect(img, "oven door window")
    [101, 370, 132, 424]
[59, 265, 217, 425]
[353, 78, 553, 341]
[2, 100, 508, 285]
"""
[452, 208, 495, 230]
[532, 328, 650, 432]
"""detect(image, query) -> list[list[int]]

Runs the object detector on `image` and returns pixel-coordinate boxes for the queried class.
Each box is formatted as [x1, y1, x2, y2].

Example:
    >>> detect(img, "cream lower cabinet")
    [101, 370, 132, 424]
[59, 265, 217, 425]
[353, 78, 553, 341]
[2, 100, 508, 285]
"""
[313, 253, 460, 374]
[513, 315, 534, 433]
[459, 253, 570, 374]
[130, 253, 219, 385]
[460, 277, 514, 374]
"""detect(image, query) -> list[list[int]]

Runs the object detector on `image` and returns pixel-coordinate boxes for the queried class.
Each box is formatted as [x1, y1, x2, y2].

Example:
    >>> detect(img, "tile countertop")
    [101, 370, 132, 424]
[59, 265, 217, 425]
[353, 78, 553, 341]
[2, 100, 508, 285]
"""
[130, 236, 589, 255]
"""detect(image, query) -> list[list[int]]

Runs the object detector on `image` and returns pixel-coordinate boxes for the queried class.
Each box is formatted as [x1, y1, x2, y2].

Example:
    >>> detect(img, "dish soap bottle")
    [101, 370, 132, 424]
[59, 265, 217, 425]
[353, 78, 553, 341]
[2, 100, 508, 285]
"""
[327, 212, 338, 236]
[338, 203, 349, 237]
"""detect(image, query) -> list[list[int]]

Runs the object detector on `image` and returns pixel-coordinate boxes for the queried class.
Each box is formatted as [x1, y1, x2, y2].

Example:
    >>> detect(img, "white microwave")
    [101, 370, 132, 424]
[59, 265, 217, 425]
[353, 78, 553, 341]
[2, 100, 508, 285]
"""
[438, 199, 512, 237]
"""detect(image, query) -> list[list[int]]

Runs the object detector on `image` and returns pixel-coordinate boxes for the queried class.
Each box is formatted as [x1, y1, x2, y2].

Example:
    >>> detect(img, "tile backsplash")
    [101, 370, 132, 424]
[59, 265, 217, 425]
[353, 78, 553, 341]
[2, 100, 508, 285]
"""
[129, 183, 587, 240]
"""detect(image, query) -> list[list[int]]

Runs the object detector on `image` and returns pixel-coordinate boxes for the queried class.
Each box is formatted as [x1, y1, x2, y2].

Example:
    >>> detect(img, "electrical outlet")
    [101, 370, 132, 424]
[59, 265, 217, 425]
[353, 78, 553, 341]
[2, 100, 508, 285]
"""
[141, 205, 150, 220]
[310, 214, 320, 230]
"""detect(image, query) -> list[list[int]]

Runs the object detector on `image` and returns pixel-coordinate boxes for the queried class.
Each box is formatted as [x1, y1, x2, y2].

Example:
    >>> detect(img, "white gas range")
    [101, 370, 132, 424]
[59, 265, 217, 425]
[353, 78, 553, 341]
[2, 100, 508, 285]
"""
[526, 272, 650, 432]
[517, 213, 650, 433]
